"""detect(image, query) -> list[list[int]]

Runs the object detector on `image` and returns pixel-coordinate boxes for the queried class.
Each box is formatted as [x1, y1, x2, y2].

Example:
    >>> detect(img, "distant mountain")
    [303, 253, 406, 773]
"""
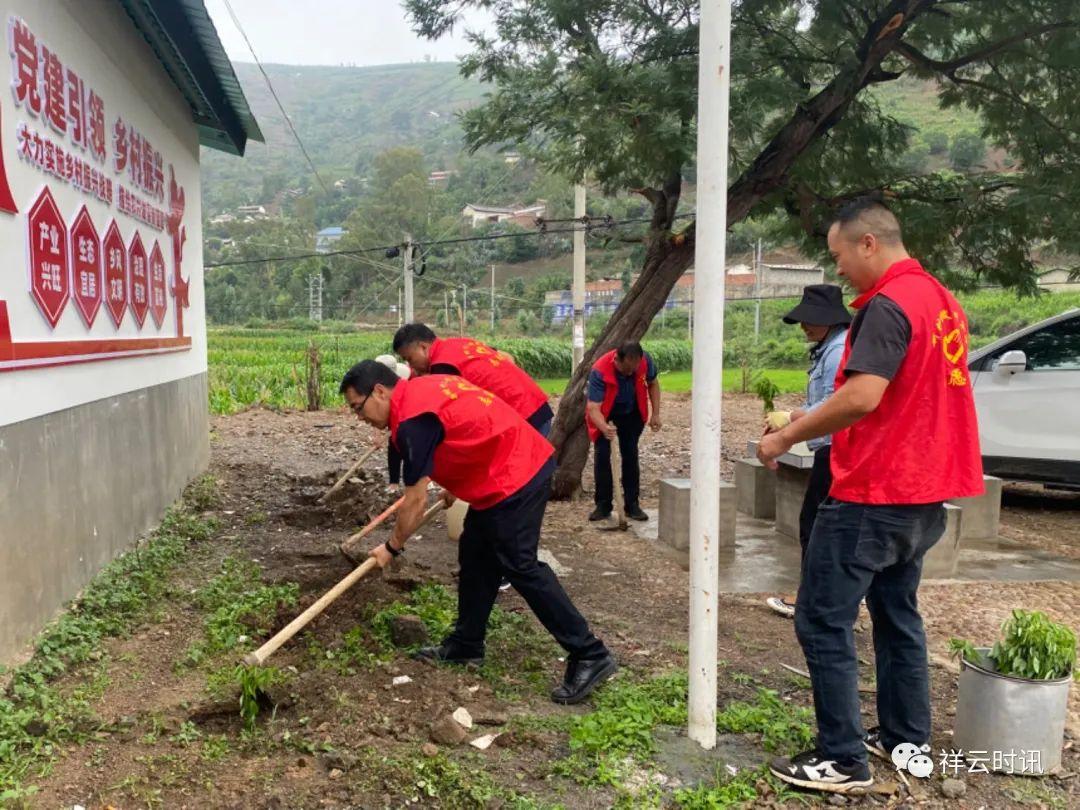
[199, 61, 486, 214]
[199, 65, 988, 219]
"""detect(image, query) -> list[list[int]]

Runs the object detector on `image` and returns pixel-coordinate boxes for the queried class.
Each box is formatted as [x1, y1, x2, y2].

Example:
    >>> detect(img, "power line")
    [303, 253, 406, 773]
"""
[221, 0, 331, 195]
[204, 213, 692, 270]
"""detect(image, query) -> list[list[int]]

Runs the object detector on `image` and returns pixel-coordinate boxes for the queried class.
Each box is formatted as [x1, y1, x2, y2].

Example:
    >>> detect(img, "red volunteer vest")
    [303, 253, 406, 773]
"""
[389, 375, 553, 509]
[830, 259, 984, 504]
[586, 350, 650, 442]
[428, 337, 548, 421]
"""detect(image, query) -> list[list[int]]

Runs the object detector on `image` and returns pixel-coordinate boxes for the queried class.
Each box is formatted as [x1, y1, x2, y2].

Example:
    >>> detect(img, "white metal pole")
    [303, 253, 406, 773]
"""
[754, 239, 762, 340]
[572, 183, 587, 371]
[688, 0, 731, 751]
[490, 265, 496, 331]
[403, 234, 414, 323]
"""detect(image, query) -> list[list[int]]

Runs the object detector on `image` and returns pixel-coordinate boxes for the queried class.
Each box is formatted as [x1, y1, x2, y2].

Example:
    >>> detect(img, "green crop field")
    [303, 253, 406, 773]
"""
[207, 290, 1080, 415]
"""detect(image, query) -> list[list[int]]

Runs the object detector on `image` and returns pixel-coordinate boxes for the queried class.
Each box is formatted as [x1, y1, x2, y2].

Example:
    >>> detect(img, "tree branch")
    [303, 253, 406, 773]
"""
[894, 20, 1077, 76]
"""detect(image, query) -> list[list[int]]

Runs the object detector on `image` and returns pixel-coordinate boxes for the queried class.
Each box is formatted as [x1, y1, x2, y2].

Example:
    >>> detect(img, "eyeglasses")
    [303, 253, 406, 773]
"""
[350, 393, 370, 416]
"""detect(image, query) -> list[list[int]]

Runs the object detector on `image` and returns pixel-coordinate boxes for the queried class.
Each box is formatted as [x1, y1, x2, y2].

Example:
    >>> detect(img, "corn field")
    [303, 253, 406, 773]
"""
[207, 329, 695, 414]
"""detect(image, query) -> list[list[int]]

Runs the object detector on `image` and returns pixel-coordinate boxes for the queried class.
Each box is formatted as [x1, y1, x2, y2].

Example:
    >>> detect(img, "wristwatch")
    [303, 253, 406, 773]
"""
[384, 539, 403, 558]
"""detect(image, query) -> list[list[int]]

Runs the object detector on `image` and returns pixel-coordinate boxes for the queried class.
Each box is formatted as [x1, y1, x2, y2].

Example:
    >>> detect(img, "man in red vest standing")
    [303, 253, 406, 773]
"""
[340, 360, 616, 705]
[758, 199, 983, 794]
[393, 323, 553, 436]
[586, 341, 662, 522]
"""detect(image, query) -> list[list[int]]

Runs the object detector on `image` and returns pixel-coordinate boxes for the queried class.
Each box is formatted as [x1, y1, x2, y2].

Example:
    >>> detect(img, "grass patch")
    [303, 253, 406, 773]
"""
[370, 584, 557, 696]
[0, 499, 216, 801]
[552, 672, 813, 807]
[536, 368, 806, 397]
[183, 557, 299, 666]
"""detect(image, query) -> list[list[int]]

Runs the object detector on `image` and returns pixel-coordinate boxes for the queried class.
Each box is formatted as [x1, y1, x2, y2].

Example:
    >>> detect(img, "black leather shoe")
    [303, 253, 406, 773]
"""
[625, 506, 649, 521]
[412, 642, 484, 667]
[551, 654, 618, 705]
[588, 508, 611, 522]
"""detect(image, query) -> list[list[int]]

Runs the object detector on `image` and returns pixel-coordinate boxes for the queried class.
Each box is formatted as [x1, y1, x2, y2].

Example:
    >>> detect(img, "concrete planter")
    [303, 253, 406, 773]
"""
[953, 648, 1071, 775]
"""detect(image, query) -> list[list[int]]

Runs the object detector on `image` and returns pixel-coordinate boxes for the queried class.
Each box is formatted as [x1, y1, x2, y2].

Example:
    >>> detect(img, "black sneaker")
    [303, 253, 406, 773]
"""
[411, 642, 484, 667]
[625, 506, 649, 521]
[588, 508, 611, 522]
[550, 654, 618, 705]
[498, 578, 512, 592]
[863, 727, 890, 762]
[769, 749, 873, 794]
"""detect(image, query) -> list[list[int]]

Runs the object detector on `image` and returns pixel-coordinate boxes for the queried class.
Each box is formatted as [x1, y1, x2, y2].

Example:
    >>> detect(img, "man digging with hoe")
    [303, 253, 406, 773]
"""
[339, 360, 617, 705]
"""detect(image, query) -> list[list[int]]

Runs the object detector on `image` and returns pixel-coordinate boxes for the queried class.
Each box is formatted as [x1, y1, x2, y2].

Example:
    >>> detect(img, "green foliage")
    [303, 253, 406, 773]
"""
[992, 610, 1076, 680]
[370, 583, 457, 653]
[234, 665, 285, 732]
[406, 0, 1080, 296]
[568, 673, 689, 764]
[184, 558, 299, 665]
[951, 610, 1077, 680]
[672, 771, 759, 809]
[751, 377, 781, 414]
[949, 131, 988, 171]
[0, 506, 214, 796]
[715, 690, 815, 754]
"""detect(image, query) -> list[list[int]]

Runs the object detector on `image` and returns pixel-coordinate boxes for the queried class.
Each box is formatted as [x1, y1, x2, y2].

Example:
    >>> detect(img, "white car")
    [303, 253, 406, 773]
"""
[967, 308, 1080, 487]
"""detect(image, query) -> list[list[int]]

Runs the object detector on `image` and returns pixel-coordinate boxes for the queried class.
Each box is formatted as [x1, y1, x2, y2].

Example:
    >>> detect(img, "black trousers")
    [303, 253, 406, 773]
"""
[798, 445, 833, 562]
[447, 469, 608, 661]
[593, 410, 645, 511]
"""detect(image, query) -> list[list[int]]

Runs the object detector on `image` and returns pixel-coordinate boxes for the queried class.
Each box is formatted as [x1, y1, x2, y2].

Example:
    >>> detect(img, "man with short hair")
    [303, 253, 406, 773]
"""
[586, 340, 662, 522]
[759, 198, 983, 794]
[340, 360, 616, 705]
[392, 322, 553, 436]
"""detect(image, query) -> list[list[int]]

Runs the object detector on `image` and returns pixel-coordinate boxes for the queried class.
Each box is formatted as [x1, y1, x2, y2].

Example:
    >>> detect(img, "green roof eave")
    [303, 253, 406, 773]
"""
[114, 0, 262, 156]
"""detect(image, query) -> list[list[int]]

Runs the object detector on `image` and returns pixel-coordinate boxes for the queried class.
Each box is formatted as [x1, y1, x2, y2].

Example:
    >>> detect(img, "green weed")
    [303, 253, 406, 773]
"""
[715, 689, 814, 754]
[200, 735, 231, 762]
[0, 507, 214, 796]
[370, 583, 456, 652]
[184, 557, 298, 665]
[235, 665, 285, 732]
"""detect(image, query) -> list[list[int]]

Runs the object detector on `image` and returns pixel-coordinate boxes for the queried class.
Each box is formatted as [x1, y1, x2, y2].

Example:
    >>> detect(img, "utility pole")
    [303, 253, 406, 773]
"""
[490, 265, 496, 331]
[461, 284, 468, 335]
[403, 234, 414, 323]
[754, 238, 762, 341]
[572, 183, 587, 371]
[397, 287, 403, 326]
[444, 291, 449, 325]
[687, 0, 731, 751]
[307, 272, 323, 322]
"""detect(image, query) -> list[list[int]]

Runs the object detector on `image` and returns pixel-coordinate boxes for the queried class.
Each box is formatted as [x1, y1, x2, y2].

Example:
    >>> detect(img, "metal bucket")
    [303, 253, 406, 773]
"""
[952, 648, 1071, 775]
[445, 498, 468, 542]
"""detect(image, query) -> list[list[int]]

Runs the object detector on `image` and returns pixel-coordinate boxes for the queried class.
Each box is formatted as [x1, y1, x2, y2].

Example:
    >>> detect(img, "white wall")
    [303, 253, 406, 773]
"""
[0, 0, 206, 428]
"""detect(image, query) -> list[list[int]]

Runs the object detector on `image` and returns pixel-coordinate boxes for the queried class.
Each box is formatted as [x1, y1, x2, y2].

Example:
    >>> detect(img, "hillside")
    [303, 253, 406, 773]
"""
[200, 64, 990, 218]
[200, 61, 486, 215]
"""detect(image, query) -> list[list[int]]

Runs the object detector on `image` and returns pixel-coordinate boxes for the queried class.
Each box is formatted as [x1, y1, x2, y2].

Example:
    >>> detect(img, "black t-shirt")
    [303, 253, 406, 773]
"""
[393, 413, 445, 486]
[843, 294, 912, 381]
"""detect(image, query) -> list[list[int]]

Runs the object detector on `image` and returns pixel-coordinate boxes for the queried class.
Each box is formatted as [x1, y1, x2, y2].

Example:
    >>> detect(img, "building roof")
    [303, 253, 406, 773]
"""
[114, 0, 263, 155]
[317, 227, 345, 237]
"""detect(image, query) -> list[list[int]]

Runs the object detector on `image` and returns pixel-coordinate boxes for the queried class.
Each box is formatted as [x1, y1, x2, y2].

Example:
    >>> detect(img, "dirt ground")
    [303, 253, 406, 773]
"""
[23, 395, 1080, 809]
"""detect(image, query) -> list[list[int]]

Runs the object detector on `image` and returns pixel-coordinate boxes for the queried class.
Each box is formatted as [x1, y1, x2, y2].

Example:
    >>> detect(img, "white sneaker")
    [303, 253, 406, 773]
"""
[766, 596, 796, 618]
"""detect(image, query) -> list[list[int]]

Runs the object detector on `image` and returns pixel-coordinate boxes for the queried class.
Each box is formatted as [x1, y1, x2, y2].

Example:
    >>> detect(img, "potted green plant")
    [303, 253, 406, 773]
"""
[950, 609, 1076, 775]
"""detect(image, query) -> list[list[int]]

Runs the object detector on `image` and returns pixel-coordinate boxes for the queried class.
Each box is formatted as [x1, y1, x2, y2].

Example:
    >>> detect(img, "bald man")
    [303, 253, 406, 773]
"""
[759, 198, 983, 794]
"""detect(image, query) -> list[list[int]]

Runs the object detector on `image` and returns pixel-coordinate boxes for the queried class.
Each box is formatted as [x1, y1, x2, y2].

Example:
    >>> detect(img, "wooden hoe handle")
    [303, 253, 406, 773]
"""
[242, 501, 444, 667]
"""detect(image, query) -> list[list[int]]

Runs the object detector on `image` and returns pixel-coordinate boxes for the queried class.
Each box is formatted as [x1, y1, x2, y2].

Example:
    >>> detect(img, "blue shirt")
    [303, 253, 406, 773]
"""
[587, 353, 657, 416]
[805, 327, 847, 451]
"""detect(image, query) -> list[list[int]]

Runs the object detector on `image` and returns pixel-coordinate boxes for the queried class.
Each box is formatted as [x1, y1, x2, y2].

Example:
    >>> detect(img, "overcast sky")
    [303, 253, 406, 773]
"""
[203, 0, 489, 67]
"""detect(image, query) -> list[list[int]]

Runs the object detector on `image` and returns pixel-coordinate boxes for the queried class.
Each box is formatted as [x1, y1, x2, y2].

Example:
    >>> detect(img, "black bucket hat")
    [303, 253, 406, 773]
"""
[782, 284, 852, 326]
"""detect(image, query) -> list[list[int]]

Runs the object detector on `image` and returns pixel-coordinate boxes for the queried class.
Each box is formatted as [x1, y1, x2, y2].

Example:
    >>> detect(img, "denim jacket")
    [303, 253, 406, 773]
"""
[804, 326, 848, 451]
